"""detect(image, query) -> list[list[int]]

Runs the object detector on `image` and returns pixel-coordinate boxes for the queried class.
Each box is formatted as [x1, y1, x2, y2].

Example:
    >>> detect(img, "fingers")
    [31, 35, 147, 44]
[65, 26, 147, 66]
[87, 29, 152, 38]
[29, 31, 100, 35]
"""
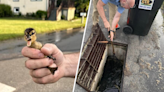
[22, 44, 65, 84]
[30, 68, 51, 78]
[41, 44, 64, 65]
[32, 75, 55, 84]
[32, 69, 61, 84]
[49, 63, 57, 68]
[110, 32, 114, 41]
[25, 58, 53, 70]
[41, 44, 61, 56]
[26, 57, 63, 84]
[22, 46, 44, 59]
[23, 44, 65, 84]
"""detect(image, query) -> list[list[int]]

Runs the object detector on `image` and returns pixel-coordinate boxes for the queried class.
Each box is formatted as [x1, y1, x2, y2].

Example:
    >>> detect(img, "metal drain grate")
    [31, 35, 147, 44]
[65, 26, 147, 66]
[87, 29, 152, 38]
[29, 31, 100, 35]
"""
[76, 24, 107, 91]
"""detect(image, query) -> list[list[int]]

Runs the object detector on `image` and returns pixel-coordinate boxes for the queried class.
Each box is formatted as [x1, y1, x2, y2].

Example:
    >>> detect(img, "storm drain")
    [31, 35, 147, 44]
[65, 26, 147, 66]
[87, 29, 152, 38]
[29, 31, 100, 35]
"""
[76, 24, 107, 91]
[76, 24, 128, 92]
[97, 42, 127, 92]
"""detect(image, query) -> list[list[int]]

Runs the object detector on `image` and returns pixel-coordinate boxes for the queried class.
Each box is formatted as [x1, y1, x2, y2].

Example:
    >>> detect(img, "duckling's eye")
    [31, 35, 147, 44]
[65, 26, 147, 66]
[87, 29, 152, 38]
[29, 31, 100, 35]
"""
[30, 32, 35, 36]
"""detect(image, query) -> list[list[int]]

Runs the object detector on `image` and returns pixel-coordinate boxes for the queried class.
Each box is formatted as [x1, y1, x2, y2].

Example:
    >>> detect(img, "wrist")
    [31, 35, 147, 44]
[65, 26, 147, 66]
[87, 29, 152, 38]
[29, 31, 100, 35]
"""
[108, 30, 114, 33]
[103, 19, 108, 23]
[63, 53, 79, 77]
[111, 26, 115, 31]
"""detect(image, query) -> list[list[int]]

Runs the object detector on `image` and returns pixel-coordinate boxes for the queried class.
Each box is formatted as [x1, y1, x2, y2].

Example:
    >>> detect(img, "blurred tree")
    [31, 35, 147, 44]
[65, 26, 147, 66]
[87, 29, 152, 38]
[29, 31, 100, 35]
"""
[56, 0, 89, 12]
[0, 4, 12, 17]
[57, 0, 74, 7]
[74, 0, 90, 12]
[53, 0, 89, 18]
[36, 10, 47, 18]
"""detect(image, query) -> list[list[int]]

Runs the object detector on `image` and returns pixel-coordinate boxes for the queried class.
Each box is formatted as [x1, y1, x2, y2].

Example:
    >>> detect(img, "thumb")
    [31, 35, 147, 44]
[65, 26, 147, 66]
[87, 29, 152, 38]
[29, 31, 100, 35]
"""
[41, 43, 64, 65]
[49, 63, 57, 68]
[41, 44, 61, 56]
[110, 33, 113, 41]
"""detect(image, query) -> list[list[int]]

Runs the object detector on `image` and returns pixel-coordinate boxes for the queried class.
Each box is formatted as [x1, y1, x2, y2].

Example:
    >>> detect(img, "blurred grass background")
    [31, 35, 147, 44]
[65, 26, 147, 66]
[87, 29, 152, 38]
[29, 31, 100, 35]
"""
[0, 18, 86, 41]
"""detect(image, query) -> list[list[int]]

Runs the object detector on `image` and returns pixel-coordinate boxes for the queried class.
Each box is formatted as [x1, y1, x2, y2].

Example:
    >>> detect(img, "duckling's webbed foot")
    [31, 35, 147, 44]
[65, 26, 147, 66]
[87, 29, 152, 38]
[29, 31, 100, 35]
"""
[47, 54, 56, 61]
[47, 66, 58, 75]
[46, 54, 57, 75]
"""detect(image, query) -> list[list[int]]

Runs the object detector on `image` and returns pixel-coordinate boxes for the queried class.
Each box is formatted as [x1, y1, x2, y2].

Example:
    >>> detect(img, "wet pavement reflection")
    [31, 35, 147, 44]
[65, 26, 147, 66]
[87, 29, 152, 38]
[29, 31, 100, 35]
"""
[0, 28, 84, 60]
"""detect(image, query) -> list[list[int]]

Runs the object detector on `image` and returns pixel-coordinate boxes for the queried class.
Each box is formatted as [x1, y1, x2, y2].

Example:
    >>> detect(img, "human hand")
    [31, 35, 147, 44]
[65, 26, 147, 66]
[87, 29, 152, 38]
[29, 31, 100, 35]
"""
[103, 20, 110, 31]
[110, 31, 114, 41]
[21, 44, 68, 84]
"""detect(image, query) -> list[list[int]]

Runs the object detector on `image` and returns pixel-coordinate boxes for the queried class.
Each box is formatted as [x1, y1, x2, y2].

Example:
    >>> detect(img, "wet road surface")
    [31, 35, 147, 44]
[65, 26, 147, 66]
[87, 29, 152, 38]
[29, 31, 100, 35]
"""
[0, 28, 84, 61]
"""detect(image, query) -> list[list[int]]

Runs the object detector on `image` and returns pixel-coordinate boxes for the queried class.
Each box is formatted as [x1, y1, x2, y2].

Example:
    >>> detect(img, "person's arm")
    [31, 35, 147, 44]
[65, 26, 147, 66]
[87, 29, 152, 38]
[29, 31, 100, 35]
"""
[97, 0, 107, 24]
[97, 0, 110, 31]
[111, 11, 121, 31]
[64, 52, 79, 77]
[109, 11, 121, 41]
[22, 44, 79, 84]
[97, 0, 115, 41]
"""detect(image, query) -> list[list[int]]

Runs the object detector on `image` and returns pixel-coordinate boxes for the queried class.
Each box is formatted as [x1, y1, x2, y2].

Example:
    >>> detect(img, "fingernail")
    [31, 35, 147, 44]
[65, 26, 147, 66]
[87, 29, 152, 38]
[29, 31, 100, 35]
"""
[39, 53, 44, 58]
[49, 64, 57, 68]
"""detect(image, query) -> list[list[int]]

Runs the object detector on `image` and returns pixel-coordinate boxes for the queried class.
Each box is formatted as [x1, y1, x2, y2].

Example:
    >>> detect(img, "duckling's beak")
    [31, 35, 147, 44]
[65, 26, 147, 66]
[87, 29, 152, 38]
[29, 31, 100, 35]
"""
[26, 36, 32, 47]
[27, 40, 31, 47]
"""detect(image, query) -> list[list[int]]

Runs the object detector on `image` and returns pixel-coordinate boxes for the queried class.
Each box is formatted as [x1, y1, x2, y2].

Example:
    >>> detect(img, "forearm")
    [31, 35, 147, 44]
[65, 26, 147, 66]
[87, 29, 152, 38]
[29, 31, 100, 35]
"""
[111, 17, 120, 30]
[64, 52, 80, 77]
[111, 12, 121, 30]
[97, 0, 108, 23]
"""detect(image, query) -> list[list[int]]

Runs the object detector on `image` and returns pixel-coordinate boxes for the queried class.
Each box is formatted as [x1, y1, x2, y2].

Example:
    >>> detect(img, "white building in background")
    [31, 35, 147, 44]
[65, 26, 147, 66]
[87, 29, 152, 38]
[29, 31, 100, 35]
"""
[0, 0, 49, 15]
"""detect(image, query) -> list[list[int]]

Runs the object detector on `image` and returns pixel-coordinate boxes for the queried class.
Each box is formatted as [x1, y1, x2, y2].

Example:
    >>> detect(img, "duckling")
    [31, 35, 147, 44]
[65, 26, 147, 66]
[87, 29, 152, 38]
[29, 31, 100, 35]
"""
[24, 28, 42, 49]
[24, 28, 57, 74]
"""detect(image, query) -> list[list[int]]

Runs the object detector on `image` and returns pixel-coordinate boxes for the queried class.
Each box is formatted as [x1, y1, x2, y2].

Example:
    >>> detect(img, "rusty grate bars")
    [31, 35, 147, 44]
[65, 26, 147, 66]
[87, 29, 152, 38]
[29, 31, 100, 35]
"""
[76, 24, 107, 91]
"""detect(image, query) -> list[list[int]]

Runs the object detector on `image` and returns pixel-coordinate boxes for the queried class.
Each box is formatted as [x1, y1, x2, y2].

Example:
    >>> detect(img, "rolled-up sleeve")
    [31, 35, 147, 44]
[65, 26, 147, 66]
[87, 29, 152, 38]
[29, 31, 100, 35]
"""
[117, 6, 125, 14]
[102, 0, 108, 4]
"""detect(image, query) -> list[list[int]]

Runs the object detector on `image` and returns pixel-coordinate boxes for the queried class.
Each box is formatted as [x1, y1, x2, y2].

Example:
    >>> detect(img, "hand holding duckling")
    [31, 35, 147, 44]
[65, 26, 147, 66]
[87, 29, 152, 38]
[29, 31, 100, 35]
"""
[22, 28, 79, 84]
[24, 28, 57, 74]
[22, 44, 79, 84]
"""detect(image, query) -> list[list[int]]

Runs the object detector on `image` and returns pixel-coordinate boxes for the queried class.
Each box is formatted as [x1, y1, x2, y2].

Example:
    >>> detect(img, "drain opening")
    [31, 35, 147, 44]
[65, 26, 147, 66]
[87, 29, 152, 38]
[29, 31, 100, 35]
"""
[96, 42, 127, 92]
[97, 55, 123, 92]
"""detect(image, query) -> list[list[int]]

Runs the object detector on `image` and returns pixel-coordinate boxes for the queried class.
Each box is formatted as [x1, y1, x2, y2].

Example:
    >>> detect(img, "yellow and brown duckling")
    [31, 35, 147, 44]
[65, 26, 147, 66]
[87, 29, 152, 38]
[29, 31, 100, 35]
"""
[24, 28, 57, 74]
[24, 28, 42, 49]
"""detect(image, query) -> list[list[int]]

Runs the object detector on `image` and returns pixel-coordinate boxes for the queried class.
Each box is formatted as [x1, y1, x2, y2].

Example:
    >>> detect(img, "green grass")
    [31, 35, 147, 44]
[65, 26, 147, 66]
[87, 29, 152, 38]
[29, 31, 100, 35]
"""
[0, 18, 86, 41]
